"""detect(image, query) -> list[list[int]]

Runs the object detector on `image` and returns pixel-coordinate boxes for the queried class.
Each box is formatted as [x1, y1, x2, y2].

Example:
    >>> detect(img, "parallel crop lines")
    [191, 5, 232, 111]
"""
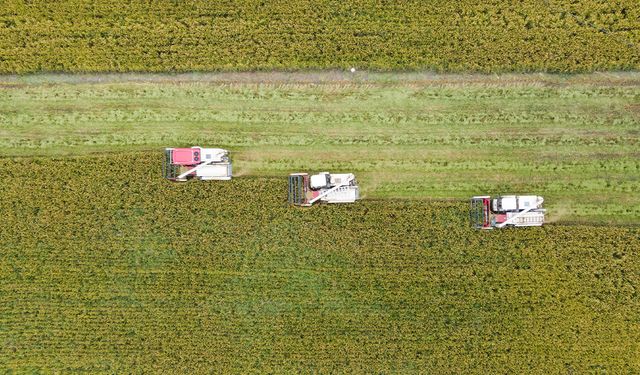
[0, 1, 638, 73]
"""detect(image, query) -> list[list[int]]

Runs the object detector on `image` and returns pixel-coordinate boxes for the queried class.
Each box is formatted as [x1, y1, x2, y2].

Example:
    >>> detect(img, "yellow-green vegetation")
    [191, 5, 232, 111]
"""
[0, 1, 638, 73]
[1, 73, 638, 223]
[0, 153, 638, 372]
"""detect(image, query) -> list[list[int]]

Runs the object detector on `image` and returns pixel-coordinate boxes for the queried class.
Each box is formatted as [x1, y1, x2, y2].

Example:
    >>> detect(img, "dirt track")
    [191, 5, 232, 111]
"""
[2, 71, 640, 87]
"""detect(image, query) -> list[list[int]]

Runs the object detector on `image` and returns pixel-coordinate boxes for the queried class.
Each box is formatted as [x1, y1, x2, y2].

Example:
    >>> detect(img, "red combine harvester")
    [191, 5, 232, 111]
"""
[470, 195, 545, 229]
[163, 147, 232, 181]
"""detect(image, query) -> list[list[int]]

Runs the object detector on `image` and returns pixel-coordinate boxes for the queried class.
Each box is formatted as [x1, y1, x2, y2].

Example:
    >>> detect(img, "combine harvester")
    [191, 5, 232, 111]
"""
[288, 172, 360, 206]
[163, 147, 232, 181]
[470, 195, 545, 229]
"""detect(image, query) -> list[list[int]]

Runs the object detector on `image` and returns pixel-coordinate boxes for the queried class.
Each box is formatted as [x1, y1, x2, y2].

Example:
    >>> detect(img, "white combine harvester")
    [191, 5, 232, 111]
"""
[470, 195, 545, 229]
[288, 172, 360, 206]
[163, 146, 232, 181]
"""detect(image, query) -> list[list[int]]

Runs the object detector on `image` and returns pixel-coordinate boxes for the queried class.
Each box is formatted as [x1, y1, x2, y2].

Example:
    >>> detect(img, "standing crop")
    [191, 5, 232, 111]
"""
[0, 1, 638, 73]
[1, 152, 639, 373]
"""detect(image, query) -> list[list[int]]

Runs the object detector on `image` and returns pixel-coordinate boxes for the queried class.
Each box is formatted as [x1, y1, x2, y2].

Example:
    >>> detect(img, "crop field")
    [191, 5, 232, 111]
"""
[1, 1, 639, 73]
[2, 0, 640, 371]
[1, 72, 639, 224]
[1, 152, 639, 373]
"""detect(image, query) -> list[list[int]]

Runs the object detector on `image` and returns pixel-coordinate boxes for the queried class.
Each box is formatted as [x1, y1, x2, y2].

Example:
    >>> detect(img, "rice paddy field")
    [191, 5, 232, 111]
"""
[0, 0, 640, 374]
[0, 72, 639, 372]
[1, 0, 638, 73]
[2, 0, 639, 371]
[1, 153, 639, 373]
[1, 72, 638, 224]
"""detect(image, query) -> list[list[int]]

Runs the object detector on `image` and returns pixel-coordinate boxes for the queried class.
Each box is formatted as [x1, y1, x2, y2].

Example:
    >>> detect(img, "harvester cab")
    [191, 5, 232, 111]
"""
[163, 147, 232, 181]
[470, 195, 545, 229]
[288, 172, 360, 206]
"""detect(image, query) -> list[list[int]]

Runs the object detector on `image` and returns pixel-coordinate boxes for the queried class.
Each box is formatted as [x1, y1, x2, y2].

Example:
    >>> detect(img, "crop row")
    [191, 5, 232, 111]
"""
[0, 1, 638, 73]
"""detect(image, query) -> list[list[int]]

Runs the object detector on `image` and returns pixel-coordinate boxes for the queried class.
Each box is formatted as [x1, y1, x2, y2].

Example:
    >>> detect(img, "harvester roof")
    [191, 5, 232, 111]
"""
[171, 148, 201, 165]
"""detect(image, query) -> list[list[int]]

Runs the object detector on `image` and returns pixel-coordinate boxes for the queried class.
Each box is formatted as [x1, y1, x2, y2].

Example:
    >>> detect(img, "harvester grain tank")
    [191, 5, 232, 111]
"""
[470, 195, 545, 229]
[288, 172, 360, 206]
[163, 147, 232, 181]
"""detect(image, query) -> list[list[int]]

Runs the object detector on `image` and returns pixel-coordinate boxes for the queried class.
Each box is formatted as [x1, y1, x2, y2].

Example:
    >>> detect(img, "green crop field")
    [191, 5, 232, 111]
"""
[1, 72, 638, 224]
[1, 153, 639, 373]
[1, 0, 640, 369]
[0, 0, 638, 73]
